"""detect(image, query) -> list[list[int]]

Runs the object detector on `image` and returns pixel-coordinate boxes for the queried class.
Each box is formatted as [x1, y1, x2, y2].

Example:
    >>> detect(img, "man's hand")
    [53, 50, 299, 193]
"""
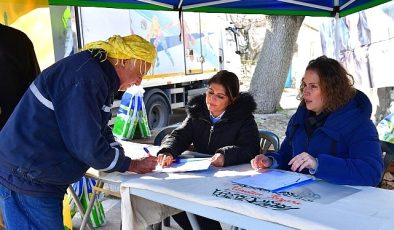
[210, 153, 224, 167]
[128, 156, 157, 173]
[251, 154, 272, 170]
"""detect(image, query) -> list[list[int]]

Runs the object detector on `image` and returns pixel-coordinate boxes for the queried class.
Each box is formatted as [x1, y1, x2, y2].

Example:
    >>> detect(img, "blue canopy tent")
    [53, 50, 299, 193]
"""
[49, 0, 392, 17]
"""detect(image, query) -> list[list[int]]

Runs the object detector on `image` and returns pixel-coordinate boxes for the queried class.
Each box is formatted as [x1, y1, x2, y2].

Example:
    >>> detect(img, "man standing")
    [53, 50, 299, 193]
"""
[0, 34, 157, 229]
[0, 23, 40, 130]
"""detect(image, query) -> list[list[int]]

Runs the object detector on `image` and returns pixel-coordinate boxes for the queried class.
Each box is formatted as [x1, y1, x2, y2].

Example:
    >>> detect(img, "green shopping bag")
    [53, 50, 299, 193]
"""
[68, 177, 106, 228]
[113, 87, 139, 140]
[135, 96, 151, 138]
[377, 114, 394, 143]
[113, 85, 151, 140]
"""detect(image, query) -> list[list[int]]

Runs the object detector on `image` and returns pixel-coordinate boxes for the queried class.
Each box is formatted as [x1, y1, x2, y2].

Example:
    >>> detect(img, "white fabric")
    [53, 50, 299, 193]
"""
[100, 147, 119, 171]
[121, 187, 181, 230]
[29, 83, 54, 110]
[120, 164, 394, 230]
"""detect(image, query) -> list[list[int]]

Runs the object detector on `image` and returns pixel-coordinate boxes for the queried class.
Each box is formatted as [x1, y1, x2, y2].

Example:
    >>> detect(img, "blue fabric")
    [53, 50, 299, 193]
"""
[0, 51, 131, 198]
[210, 116, 220, 123]
[267, 90, 383, 186]
[0, 183, 63, 230]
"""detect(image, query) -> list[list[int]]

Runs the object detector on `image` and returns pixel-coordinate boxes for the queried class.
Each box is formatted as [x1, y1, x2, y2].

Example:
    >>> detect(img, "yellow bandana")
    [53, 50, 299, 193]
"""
[82, 34, 156, 64]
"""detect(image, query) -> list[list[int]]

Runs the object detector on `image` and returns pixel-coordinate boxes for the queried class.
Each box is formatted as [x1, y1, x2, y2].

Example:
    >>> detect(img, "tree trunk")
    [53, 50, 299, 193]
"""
[249, 15, 304, 113]
[375, 87, 394, 124]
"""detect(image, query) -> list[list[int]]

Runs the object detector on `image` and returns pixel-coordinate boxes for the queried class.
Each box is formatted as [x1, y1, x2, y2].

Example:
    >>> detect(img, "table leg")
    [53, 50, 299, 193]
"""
[80, 179, 104, 230]
[186, 212, 201, 230]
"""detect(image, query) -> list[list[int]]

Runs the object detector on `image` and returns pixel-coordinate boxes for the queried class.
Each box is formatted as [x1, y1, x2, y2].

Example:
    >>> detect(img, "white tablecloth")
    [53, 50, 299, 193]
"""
[120, 164, 394, 230]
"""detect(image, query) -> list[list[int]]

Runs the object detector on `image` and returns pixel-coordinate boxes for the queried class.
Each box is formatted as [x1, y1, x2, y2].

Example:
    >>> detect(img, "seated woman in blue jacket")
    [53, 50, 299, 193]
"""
[157, 70, 260, 230]
[251, 55, 383, 186]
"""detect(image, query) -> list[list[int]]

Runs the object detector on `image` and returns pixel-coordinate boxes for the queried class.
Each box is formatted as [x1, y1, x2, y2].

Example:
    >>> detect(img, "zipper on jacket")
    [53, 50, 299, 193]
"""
[208, 125, 214, 147]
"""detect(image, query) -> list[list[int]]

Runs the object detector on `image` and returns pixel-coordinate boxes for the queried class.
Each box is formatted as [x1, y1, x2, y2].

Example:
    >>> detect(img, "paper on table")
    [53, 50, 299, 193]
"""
[117, 140, 161, 159]
[155, 158, 211, 173]
[232, 170, 314, 192]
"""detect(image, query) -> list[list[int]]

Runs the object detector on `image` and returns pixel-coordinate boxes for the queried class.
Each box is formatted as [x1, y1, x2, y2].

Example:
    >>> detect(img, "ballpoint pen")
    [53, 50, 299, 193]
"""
[143, 147, 152, 157]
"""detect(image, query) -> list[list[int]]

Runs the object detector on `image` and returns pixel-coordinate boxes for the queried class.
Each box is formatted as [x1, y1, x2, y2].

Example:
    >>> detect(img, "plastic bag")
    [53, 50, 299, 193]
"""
[113, 85, 151, 140]
[377, 114, 394, 143]
[113, 88, 139, 139]
[68, 177, 106, 228]
[136, 96, 151, 138]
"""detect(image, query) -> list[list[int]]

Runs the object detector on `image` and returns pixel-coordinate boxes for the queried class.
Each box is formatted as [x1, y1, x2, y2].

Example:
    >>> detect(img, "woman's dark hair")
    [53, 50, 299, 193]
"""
[299, 55, 356, 112]
[208, 70, 240, 103]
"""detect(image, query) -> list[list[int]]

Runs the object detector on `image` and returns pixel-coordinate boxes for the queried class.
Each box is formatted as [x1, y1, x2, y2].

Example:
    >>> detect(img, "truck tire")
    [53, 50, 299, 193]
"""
[145, 94, 170, 130]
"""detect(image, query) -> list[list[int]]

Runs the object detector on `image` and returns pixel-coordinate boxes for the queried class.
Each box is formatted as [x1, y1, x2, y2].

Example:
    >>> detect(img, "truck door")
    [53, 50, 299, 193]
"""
[182, 12, 203, 75]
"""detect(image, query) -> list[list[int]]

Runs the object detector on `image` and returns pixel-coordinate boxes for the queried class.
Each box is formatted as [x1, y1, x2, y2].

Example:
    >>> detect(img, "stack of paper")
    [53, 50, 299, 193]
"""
[155, 158, 211, 173]
[232, 170, 314, 192]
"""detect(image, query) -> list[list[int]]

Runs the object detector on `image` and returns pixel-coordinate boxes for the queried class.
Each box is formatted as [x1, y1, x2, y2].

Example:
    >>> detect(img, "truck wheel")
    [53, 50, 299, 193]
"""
[145, 94, 170, 130]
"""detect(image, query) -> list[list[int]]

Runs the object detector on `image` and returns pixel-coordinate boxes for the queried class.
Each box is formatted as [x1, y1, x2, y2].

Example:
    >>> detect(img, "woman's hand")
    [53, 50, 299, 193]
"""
[251, 154, 272, 170]
[211, 153, 225, 167]
[288, 152, 317, 172]
[157, 153, 174, 167]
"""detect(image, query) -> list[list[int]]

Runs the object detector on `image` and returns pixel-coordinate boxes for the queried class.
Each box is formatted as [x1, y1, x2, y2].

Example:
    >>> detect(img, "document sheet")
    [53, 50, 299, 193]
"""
[232, 169, 314, 192]
[155, 158, 211, 173]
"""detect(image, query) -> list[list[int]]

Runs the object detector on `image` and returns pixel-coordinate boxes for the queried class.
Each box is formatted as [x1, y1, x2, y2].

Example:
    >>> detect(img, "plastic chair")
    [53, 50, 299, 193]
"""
[258, 129, 280, 154]
[379, 140, 394, 187]
[153, 123, 180, 146]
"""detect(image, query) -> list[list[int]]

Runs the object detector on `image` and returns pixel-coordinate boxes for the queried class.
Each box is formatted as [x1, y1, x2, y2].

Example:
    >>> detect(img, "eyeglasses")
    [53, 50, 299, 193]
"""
[206, 89, 227, 101]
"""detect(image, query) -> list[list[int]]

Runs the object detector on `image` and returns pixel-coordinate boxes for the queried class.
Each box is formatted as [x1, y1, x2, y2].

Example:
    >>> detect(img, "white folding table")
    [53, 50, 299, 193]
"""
[120, 164, 394, 230]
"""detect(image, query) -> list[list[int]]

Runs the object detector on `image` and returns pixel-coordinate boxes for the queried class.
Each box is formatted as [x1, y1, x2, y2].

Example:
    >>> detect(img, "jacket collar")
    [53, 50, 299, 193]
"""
[89, 49, 120, 92]
[292, 90, 372, 140]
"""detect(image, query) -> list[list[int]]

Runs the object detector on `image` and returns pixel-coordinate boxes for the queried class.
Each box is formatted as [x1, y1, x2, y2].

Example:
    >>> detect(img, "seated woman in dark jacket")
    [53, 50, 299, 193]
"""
[157, 70, 260, 230]
[251, 55, 383, 186]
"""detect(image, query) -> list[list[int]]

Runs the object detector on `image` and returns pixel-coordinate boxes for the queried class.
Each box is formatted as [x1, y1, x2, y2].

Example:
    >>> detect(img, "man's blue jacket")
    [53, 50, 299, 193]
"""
[267, 90, 383, 186]
[0, 51, 131, 198]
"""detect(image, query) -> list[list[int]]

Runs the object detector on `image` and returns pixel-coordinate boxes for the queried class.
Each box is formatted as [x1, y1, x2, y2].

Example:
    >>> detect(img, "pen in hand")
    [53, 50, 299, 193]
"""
[143, 147, 152, 157]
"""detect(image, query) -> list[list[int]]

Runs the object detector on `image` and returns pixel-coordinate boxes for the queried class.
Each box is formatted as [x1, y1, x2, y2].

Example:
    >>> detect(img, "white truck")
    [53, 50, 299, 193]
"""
[50, 6, 239, 129]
